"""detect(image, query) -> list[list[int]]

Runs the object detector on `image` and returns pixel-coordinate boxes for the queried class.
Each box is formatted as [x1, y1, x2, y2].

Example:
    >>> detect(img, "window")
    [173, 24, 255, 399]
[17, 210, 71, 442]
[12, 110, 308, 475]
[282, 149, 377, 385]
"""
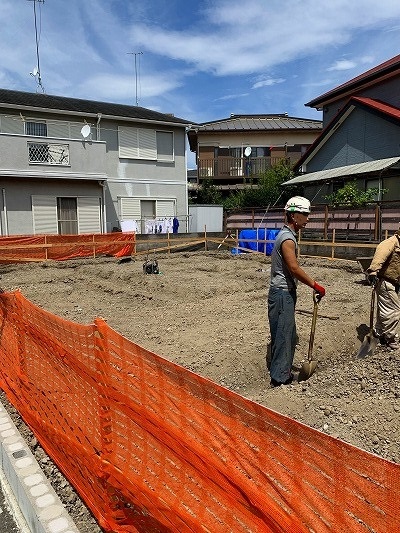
[28, 142, 70, 165]
[366, 179, 381, 201]
[25, 121, 47, 137]
[28, 142, 49, 163]
[119, 127, 175, 161]
[215, 147, 241, 157]
[156, 131, 174, 161]
[32, 196, 101, 235]
[252, 147, 270, 157]
[57, 197, 78, 234]
[118, 127, 156, 159]
[332, 180, 345, 193]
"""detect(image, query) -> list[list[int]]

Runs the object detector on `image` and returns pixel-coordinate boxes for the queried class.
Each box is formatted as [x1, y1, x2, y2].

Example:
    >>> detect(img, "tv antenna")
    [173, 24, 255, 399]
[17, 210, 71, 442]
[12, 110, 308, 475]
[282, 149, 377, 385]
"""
[127, 52, 143, 106]
[28, 0, 45, 93]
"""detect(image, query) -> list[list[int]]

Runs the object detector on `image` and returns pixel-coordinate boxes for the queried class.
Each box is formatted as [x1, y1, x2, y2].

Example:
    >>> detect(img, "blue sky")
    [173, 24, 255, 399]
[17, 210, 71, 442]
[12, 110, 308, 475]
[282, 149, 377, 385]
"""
[1, 0, 400, 168]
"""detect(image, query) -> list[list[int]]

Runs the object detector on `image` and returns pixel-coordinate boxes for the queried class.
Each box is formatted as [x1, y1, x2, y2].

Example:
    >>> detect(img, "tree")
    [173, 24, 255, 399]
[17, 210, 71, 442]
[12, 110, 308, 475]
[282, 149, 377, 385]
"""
[325, 181, 383, 207]
[195, 178, 223, 205]
[223, 160, 298, 209]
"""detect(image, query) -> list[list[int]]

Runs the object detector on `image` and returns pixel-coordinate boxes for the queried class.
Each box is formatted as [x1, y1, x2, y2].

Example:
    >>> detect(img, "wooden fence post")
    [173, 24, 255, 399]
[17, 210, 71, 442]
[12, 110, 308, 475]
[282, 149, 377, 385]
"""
[374, 204, 380, 241]
[324, 205, 328, 241]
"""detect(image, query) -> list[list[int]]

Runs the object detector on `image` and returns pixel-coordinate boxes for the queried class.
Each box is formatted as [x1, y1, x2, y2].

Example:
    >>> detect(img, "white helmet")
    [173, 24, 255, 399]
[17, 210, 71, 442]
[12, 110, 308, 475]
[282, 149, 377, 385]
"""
[284, 196, 311, 214]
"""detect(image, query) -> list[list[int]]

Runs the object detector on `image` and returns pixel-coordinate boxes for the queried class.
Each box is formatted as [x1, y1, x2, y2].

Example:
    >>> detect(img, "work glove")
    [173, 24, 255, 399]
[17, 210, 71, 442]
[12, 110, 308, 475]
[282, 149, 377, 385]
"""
[313, 281, 326, 302]
[367, 273, 377, 286]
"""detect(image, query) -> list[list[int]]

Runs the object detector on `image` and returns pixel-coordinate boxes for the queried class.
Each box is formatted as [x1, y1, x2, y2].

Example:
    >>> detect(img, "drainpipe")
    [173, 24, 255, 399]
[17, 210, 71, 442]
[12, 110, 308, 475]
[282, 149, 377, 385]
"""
[2, 189, 8, 236]
[99, 180, 107, 233]
[96, 113, 102, 140]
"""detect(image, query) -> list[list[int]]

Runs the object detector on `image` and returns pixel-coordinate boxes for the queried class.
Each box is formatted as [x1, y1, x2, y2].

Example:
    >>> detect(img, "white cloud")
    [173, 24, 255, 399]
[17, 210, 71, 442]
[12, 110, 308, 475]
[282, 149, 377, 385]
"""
[1, 0, 399, 124]
[129, 0, 400, 77]
[327, 60, 357, 71]
[252, 78, 285, 89]
[214, 93, 250, 101]
[79, 73, 182, 102]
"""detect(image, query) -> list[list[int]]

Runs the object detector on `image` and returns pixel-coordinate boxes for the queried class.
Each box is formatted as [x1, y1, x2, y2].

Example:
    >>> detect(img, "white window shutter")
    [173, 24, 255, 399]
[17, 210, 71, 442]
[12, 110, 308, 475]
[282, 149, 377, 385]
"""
[119, 127, 139, 158]
[156, 200, 175, 217]
[120, 198, 141, 220]
[119, 127, 156, 159]
[77, 197, 101, 234]
[138, 129, 156, 159]
[32, 195, 58, 235]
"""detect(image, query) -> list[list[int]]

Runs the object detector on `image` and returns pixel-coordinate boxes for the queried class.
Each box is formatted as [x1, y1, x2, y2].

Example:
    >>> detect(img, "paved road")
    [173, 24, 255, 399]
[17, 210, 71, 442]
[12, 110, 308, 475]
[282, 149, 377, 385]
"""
[0, 468, 29, 533]
[0, 477, 22, 533]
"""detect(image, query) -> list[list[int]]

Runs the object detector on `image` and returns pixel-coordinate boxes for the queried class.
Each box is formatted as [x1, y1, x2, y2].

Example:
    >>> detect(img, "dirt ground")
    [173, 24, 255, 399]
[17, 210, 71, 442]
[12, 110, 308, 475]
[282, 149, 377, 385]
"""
[0, 250, 399, 531]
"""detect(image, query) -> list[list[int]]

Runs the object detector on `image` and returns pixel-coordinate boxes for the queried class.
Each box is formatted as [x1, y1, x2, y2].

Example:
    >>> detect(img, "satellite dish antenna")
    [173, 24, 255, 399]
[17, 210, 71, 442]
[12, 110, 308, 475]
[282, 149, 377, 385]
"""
[244, 146, 252, 157]
[81, 124, 91, 139]
[30, 67, 38, 77]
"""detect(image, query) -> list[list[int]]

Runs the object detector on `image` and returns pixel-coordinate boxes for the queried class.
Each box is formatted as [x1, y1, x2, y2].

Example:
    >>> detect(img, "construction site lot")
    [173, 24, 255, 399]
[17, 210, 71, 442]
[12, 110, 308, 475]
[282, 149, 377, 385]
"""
[0, 250, 399, 531]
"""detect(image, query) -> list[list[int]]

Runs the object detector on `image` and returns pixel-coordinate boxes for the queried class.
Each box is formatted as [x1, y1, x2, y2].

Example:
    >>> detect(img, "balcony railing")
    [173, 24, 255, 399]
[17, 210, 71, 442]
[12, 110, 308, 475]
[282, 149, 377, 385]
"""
[28, 142, 70, 165]
[197, 156, 290, 182]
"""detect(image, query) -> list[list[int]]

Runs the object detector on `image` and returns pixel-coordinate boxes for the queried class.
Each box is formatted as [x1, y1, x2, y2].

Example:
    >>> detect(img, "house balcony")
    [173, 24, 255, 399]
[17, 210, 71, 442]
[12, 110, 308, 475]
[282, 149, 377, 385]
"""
[0, 133, 107, 177]
[197, 156, 290, 185]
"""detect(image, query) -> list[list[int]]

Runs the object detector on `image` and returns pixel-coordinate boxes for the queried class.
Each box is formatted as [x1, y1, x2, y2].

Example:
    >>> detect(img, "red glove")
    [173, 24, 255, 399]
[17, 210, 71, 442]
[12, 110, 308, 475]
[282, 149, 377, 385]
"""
[313, 281, 326, 301]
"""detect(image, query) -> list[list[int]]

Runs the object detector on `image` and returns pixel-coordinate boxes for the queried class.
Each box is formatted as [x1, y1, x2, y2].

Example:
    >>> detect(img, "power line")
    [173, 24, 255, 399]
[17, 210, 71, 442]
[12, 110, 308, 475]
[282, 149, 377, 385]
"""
[27, 0, 45, 93]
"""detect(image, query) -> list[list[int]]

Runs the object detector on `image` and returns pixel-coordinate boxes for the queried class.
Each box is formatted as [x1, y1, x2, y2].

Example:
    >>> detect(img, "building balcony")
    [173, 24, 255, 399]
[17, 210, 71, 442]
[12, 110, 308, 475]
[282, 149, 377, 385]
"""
[197, 156, 291, 185]
[0, 133, 107, 176]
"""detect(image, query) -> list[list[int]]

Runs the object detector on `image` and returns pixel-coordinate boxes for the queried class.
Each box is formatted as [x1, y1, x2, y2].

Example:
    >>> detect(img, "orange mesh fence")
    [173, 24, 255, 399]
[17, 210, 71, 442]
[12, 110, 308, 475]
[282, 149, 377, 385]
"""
[0, 233, 135, 262]
[0, 290, 398, 532]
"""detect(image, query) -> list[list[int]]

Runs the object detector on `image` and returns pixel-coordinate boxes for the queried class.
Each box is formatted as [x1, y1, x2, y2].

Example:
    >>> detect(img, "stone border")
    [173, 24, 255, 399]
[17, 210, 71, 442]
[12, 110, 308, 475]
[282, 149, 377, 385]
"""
[0, 400, 79, 533]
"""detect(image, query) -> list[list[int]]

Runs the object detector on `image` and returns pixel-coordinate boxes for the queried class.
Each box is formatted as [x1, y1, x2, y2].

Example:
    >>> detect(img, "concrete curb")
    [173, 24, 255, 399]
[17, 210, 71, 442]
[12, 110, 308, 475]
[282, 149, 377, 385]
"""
[0, 400, 79, 533]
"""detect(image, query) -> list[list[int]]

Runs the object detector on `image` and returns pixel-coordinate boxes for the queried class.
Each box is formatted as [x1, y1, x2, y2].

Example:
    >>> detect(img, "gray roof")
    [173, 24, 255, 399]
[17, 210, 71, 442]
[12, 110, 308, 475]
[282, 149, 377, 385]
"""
[192, 114, 322, 132]
[283, 157, 400, 185]
[0, 88, 191, 126]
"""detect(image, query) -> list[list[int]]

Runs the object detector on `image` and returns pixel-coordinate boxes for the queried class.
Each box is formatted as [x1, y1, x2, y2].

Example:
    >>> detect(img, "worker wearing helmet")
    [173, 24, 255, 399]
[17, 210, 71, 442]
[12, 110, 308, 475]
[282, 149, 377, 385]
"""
[268, 196, 326, 387]
[366, 230, 400, 350]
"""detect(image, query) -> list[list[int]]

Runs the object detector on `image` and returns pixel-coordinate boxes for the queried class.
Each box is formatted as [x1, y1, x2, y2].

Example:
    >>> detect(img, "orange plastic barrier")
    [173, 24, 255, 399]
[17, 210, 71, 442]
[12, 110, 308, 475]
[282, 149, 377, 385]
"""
[0, 233, 135, 262]
[0, 291, 398, 532]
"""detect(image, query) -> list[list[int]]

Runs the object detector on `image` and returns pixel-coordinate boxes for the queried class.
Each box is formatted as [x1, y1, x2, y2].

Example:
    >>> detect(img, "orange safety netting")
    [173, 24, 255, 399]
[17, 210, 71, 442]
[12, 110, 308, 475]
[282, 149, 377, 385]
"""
[0, 290, 398, 532]
[0, 233, 135, 262]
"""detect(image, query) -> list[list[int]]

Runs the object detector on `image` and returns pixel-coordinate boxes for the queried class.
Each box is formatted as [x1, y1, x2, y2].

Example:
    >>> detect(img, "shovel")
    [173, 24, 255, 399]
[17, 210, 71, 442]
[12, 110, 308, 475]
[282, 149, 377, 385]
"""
[357, 287, 378, 358]
[298, 291, 319, 382]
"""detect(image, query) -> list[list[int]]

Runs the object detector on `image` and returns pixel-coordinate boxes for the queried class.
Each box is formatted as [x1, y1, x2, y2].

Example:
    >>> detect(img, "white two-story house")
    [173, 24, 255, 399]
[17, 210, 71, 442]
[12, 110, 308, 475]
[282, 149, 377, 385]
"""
[0, 88, 191, 236]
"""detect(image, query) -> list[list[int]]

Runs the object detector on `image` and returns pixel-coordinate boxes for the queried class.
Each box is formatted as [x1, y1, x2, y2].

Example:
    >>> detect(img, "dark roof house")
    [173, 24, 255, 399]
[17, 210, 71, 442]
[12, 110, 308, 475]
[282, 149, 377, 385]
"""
[285, 54, 400, 203]
[0, 88, 191, 236]
[0, 88, 190, 126]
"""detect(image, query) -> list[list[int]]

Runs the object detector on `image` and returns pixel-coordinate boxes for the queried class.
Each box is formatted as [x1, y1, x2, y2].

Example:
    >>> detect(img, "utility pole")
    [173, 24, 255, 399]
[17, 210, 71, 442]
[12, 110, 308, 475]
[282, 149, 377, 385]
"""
[28, 0, 45, 93]
[127, 52, 143, 106]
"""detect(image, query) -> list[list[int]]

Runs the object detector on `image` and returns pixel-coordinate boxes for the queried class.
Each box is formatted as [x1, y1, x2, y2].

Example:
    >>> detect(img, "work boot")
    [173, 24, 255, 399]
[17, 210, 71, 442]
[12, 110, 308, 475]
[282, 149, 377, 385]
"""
[270, 374, 294, 387]
[386, 342, 399, 351]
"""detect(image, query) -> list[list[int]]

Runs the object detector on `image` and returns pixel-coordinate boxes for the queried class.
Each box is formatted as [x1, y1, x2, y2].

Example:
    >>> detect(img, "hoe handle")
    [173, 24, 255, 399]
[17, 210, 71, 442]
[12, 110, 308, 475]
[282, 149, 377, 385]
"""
[308, 292, 319, 362]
